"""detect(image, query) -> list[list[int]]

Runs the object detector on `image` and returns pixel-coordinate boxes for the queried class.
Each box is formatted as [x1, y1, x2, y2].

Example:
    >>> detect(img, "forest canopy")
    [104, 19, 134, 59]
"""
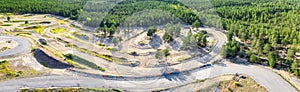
[215, 0, 300, 75]
[0, 0, 86, 19]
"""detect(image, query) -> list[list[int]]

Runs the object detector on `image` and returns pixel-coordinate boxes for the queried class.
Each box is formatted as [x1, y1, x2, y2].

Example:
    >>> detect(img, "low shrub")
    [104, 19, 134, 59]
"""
[112, 88, 123, 92]
[1, 24, 12, 26]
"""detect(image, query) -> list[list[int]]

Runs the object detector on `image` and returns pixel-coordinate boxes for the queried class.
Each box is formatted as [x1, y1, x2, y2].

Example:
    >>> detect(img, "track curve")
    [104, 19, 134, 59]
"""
[0, 36, 31, 59]
[0, 63, 297, 92]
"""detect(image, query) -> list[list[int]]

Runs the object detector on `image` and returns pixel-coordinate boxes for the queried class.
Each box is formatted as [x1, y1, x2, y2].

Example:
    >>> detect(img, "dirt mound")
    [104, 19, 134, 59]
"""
[33, 49, 72, 69]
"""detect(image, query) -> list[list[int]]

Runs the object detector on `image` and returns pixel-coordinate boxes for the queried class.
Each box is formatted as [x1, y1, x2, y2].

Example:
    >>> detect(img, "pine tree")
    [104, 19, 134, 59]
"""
[268, 52, 276, 68]
[192, 20, 201, 28]
[7, 16, 10, 22]
[263, 43, 271, 54]
[250, 54, 257, 63]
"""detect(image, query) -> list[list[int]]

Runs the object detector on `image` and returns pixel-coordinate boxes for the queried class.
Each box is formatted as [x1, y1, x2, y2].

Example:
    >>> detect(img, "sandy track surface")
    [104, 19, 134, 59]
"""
[0, 36, 31, 59]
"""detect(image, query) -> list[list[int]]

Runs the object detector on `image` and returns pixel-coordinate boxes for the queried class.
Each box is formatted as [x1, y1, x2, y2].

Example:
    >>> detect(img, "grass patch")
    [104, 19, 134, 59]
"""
[76, 47, 118, 63]
[54, 36, 124, 63]
[58, 20, 65, 24]
[73, 32, 89, 41]
[0, 46, 9, 51]
[34, 26, 45, 34]
[31, 48, 37, 52]
[50, 28, 67, 34]
[24, 26, 45, 34]
[97, 43, 105, 47]
[64, 54, 105, 72]
[0, 60, 13, 75]
[198, 75, 267, 92]
[1, 24, 12, 26]
[106, 47, 118, 51]
[112, 88, 123, 92]
[70, 24, 89, 32]
[0, 60, 38, 80]
[14, 28, 23, 32]
[20, 24, 29, 26]
[65, 60, 84, 69]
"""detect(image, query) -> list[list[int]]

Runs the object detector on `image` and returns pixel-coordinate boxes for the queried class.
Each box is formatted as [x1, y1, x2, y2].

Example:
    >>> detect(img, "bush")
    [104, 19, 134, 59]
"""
[31, 48, 37, 52]
[41, 41, 47, 45]
[6, 71, 16, 77]
[98, 67, 106, 72]
[16, 71, 23, 77]
[17, 71, 23, 74]
[0, 60, 8, 64]
[233, 81, 241, 87]
[65, 44, 73, 47]
[147, 27, 157, 37]
[0, 46, 9, 51]
[106, 48, 114, 51]
[98, 43, 105, 47]
[25, 21, 28, 24]
[64, 54, 74, 59]
[129, 51, 137, 56]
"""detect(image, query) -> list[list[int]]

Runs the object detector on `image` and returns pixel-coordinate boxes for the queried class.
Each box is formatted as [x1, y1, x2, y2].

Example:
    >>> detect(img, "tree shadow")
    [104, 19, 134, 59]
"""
[98, 37, 113, 46]
[149, 34, 162, 49]
[168, 40, 181, 51]
[160, 67, 187, 81]
[162, 72, 187, 82]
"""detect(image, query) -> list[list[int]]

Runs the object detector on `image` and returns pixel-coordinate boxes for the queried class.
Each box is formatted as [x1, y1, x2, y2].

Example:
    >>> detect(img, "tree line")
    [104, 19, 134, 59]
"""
[0, 0, 86, 20]
[217, 0, 300, 76]
[97, 0, 203, 37]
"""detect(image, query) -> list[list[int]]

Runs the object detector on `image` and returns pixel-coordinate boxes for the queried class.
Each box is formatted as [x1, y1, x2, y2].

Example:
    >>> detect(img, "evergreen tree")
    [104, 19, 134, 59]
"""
[263, 43, 271, 54]
[287, 48, 295, 61]
[192, 20, 201, 28]
[147, 27, 157, 38]
[7, 16, 10, 22]
[268, 52, 276, 68]
[250, 54, 257, 63]
[163, 33, 173, 43]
